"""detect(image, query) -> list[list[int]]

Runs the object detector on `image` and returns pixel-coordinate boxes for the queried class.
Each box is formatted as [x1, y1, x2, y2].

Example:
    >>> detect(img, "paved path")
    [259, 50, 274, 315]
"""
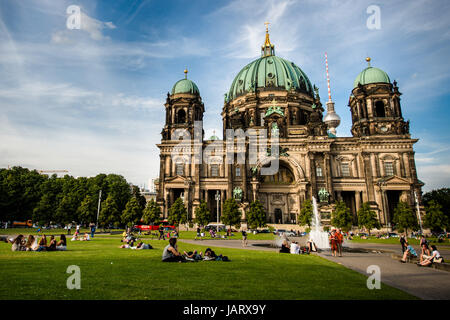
[317, 250, 450, 300]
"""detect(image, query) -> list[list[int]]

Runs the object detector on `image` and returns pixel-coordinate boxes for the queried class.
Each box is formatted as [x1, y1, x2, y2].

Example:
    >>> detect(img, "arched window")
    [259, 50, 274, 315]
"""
[263, 164, 295, 184]
[177, 109, 186, 123]
[375, 101, 385, 118]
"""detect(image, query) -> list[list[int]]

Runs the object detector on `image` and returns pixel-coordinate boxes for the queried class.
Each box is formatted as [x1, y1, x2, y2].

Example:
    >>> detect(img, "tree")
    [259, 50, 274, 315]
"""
[392, 201, 419, 235]
[194, 200, 210, 227]
[423, 188, 450, 230]
[167, 198, 187, 227]
[246, 200, 267, 229]
[221, 198, 241, 229]
[142, 199, 162, 225]
[98, 195, 120, 228]
[331, 200, 353, 232]
[77, 195, 96, 224]
[132, 185, 147, 210]
[121, 197, 143, 227]
[298, 199, 313, 228]
[357, 202, 380, 235]
[424, 200, 448, 233]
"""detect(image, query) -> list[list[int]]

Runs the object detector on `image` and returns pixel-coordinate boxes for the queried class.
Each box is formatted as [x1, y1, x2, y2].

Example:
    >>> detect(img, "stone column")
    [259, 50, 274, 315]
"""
[308, 152, 317, 198]
[403, 152, 411, 178]
[324, 153, 334, 201]
[354, 191, 361, 225]
[363, 153, 376, 202]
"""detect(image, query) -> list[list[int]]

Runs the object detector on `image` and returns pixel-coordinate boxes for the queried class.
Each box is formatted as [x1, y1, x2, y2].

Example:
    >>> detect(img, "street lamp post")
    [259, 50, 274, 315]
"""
[215, 191, 221, 224]
[96, 189, 102, 229]
[414, 191, 423, 234]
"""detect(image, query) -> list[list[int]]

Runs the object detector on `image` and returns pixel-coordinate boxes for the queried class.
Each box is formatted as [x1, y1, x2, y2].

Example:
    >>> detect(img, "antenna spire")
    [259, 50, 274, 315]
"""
[325, 52, 332, 102]
[323, 52, 341, 136]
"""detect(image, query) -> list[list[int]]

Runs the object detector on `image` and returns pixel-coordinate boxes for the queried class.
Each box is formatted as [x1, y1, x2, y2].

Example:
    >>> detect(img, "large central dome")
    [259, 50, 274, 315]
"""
[227, 56, 314, 102]
[226, 25, 313, 102]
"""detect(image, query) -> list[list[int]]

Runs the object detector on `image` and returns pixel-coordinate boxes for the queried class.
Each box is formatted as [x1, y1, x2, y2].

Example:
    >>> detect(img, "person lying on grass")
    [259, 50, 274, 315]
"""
[120, 241, 153, 250]
[183, 250, 203, 261]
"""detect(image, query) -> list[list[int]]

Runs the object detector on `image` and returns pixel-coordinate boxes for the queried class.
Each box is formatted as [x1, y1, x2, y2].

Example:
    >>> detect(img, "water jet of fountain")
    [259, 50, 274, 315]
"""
[308, 196, 330, 249]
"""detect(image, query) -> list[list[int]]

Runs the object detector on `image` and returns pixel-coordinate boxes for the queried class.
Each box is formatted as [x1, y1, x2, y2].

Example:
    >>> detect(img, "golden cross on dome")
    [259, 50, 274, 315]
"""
[264, 21, 270, 33]
[184, 68, 188, 79]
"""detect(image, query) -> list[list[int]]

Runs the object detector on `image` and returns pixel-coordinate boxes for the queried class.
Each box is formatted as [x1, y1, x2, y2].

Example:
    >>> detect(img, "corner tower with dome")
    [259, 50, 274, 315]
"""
[155, 25, 424, 231]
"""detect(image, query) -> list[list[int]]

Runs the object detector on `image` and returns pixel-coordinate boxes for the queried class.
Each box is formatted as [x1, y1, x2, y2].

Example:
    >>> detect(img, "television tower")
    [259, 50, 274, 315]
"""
[323, 52, 341, 136]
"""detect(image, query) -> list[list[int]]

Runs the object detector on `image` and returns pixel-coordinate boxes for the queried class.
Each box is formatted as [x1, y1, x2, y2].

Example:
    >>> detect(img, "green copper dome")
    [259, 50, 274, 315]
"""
[227, 55, 313, 102]
[353, 66, 390, 89]
[171, 78, 200, 95]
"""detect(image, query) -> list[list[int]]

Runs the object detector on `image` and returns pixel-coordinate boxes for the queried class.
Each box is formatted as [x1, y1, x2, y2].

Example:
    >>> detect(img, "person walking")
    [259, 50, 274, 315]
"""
[329, 229, 338, 257]
[90, 222, 96, 238]
[241, 229, 248, 247]
[67, 223, 72, 235]
[400, 235, 407, 253]
[336, 229, 344, 257]
[158, 226, 165, 240]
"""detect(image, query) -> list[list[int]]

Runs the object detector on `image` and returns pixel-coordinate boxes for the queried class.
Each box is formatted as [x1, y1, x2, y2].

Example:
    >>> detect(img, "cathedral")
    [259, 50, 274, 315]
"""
[155, 25, 423, 230]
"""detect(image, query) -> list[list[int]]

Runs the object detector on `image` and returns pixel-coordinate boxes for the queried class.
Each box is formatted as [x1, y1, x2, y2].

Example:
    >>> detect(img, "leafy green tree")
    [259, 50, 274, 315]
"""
[132, 185, 147, 210]
[331, 200, 353, 232]
[98, 195, 120, 228]
[0, 167, 45, 222]
[221, 198, 241, 229]
[392, 201, 419, 235]
[357, 202, 380, 235]
[424, 200, 448, 233]
[121, 197, 143, 227]
[142, 199, 162, 225]
[298, 199, 313, 228]
[246, 200, 267, 229]
[423, 188, 450, 230]
[77, 195, 96, 224]
[194, 200, 210, 227]
[33, 194, 54, 226]
[167, 198, 187, 227]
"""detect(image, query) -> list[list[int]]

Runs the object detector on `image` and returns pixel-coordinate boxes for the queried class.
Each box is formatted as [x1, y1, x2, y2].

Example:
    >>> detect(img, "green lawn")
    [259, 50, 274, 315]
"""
[0, 237, 416, 300]
[349, 236, 450, 246]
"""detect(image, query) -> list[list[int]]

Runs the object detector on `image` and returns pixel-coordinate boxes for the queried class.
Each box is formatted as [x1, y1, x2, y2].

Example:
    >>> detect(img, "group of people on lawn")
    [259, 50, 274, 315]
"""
[162, 237, 229, 262]
[120, 229, 153, 249]
[7, 234, 67, 251]
[400, 235, 444, 266]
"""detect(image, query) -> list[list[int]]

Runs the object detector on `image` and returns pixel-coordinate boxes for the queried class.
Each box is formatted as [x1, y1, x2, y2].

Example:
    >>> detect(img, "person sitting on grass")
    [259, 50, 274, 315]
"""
[80, 233, 90, 241]
[418, 245, 443, 266]
[24, 235, 37, 251]
[36, 235, 47, 252]
[162, 237, 185, 262]
[47, 235, 57, 251]
[209, 229, 216, 238]
[11, 235, 24, 251]
[306, 240, 317, 253]
[400, 244, 417, 263]
[279, 239, 290, 253]
[290, 241, 300, 254]
[56, 235, 67, 251]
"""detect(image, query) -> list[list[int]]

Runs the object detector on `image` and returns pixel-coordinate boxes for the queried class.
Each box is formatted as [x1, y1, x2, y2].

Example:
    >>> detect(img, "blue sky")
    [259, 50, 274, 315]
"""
[0, 0, 449, 191]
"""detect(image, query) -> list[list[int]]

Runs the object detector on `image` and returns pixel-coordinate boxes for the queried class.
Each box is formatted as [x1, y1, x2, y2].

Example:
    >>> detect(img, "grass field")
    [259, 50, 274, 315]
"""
[0, 237, 416, 300]
[349, 236, 450, 246]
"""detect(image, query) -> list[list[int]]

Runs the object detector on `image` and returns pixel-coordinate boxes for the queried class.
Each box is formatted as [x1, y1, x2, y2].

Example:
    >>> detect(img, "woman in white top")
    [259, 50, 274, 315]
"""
[290, 242, 300, 254]
[418, 245, 443, 266]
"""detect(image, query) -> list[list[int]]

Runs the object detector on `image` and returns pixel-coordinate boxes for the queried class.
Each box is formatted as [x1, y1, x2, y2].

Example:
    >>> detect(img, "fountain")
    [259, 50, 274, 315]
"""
[308, 196, 330, 249]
